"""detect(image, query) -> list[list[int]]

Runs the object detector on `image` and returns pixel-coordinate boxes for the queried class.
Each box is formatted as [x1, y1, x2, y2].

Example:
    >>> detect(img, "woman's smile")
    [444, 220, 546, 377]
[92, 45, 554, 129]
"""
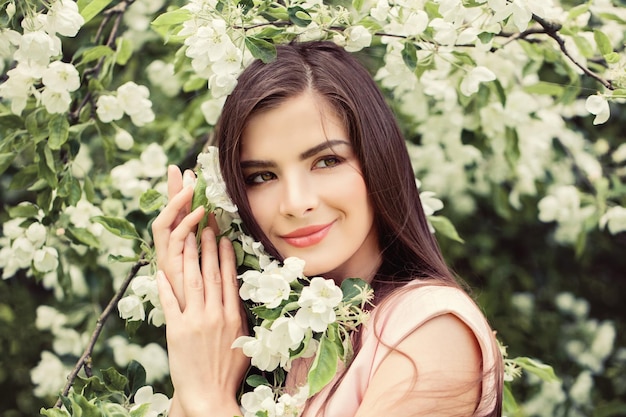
[280, 221, 335, 248]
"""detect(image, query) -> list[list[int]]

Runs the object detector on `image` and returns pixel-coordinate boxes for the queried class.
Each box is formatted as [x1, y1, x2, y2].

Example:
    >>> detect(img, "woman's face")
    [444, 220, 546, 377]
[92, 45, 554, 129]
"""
[240, 91, 381, 282]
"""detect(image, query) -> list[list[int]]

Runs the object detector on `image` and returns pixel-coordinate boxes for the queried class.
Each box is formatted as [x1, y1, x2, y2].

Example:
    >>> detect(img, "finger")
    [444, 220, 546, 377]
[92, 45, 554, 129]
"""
[167, 165, 184, 201]
[182, 232, 205, 312]
[200, 227, 222, 307]
[164, 206, 206, 308]
[152, 186, 195, 258]
[156, 270, 181, 319]
[173, 169, 197, 227]
[218, 237, 240, 315]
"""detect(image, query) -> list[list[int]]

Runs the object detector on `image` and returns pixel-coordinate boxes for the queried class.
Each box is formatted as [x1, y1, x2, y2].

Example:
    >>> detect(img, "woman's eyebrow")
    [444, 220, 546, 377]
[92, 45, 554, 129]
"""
[240, 139, 351, 169]
[299, 139, 350, 160]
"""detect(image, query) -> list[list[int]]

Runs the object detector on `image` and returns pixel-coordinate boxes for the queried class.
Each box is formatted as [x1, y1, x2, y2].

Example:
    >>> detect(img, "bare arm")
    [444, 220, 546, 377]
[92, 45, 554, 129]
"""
[355, 314, 482, 417]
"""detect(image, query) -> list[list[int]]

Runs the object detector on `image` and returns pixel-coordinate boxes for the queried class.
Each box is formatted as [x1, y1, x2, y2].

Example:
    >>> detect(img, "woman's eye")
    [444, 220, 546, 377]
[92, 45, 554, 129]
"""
[246, 172, 275, 184]
[314, 156, 341, 168]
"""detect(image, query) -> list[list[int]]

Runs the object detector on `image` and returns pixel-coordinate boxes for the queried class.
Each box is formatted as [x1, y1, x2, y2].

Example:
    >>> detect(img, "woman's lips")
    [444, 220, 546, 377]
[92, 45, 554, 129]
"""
[281, 222, 334, 248]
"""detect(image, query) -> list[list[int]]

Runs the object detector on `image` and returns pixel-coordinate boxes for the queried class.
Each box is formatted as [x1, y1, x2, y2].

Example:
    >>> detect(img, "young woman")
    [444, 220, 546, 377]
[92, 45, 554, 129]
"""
[152, 41, 503, 417]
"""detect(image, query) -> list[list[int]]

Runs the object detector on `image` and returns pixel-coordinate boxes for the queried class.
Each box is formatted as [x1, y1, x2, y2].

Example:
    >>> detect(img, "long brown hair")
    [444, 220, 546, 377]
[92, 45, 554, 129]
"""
[218, 41, 453, 291]
[215, 41, 502, 416]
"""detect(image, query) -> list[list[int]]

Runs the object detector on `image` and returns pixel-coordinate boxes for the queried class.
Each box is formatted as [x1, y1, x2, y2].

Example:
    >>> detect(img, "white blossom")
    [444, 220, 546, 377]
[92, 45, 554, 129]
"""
[116, 81, 155, 126]
[31, 351, 70, 398]
[146, 60, 181, 97]
[118, 294, 146, 321]
[35, 305, 67, 331]
[460, 66, 496, 96]
[233, 326, 283, 371]
[295, 277, 343, 332]
[201, 96, 226, 125]
[33, 246, 59, 272]
[114, 128, 134, 150]
[47, 0, 85, 37]
[344, 25, 372, 52]
[569, 371, 593, 406]
[600, 206, 626, 234]
[40, 87, 72, 113]
[41, 61, 80, 92]
[139, 143, 168, 178]
[96, 95, 124, 122]
[25, 222, 47, 248]
[130, 386, 171, 417]
[585, 95, 610, 125]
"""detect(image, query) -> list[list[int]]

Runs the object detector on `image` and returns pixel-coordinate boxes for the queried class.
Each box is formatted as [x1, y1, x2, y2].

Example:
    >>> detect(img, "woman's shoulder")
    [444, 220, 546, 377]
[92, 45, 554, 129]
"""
[371, 281, 491, 339]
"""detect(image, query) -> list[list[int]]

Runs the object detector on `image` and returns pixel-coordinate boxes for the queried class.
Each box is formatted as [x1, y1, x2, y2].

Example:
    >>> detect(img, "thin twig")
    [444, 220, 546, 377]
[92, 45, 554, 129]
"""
[54, 255, 149, 408]
[69, 0, 135, 124]
[531, 13, 614, 90]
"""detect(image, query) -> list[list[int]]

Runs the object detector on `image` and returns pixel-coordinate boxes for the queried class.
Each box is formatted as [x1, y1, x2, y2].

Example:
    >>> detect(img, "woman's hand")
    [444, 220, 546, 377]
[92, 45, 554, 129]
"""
[152, 166, 249, 416]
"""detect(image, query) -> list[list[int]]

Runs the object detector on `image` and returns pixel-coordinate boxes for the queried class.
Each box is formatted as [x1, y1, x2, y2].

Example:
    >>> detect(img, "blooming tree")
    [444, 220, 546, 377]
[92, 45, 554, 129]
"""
[1, 0, 625, 416]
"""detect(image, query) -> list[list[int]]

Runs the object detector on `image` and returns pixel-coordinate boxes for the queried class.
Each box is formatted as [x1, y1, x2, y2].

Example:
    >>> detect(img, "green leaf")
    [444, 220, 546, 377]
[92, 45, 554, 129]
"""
[246, 374, 270, 388]
[0, 153, 14, 175]
[502, 383, 520, 414]
[191, 173, 208, 211]
[139, 189, 166, 213]
[573, 34, 594, 58]
[593, 29, 613, 56]
[341, 278, 368, 305]
[151, 8, 192, 26]
[401, 42, 418, 71]
[92, 216, 140, 240]
[182, 76, 207, 92]
[66, 227, 101, 248]
[233, 240, 245, 267]
[245, 36, 277, 64]
[523, 81, 564, 96]
[78, 0, 114, 24]
[428, 216, 464, 243]
[288, 6, 312, 27]
[115, 38, 133, 66]
[102, 367, 129, 392]
[605, 51, 621, 64]
[7, 203, 39, 219]
[129, 403, 151, 417]
[568, 3, 590, 19]
[308, 334, 338, 396]
[58, 174, 82, 206]
[69, 392, 100, 417]
[37, 145, 58, 188]
[513, 357, 560, 382]
[252, 305, 283, 321]
[78, 45, 114, 65]
[39, 408, 70, 417]
[126, 360, 147, 396]
[48, 114, 70, 150]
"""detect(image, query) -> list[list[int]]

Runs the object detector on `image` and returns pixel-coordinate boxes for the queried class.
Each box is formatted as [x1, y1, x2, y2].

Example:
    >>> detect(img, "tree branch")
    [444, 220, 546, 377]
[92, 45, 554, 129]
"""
[54, 254, 149, 408]
[531, 13, 614, 90]
[69, 0, 136, 124]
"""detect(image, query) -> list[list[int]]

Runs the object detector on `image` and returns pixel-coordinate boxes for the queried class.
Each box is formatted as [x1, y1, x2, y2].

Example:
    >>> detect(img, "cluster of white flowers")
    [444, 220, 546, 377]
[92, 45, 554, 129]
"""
[0, 0, 84, 115]
[118, 274, 165, 326]
[179, 5, 247, 98]
[96, 81, 156, 127]
[240, 385, 309, 417]
[110, 143, 168, 207]
[108, 336, 170, 383]
[537, 185, 596, 244]
[0, 216, 59, 279]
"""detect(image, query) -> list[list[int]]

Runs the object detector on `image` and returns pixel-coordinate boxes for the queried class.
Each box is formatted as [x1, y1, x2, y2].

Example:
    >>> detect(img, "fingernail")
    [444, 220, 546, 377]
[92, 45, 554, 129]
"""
[186, 233, 196, 245]
[182, 170, 196, 188]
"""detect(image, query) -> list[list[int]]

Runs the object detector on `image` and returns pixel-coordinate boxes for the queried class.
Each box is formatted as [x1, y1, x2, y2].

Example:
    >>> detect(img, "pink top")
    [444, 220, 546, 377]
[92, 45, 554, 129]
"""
[287, 283, 501, 417]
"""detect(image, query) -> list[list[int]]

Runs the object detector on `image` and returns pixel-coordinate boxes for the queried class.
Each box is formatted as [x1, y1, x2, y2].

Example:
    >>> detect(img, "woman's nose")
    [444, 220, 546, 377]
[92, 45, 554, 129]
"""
[278, 173, 318, 218]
